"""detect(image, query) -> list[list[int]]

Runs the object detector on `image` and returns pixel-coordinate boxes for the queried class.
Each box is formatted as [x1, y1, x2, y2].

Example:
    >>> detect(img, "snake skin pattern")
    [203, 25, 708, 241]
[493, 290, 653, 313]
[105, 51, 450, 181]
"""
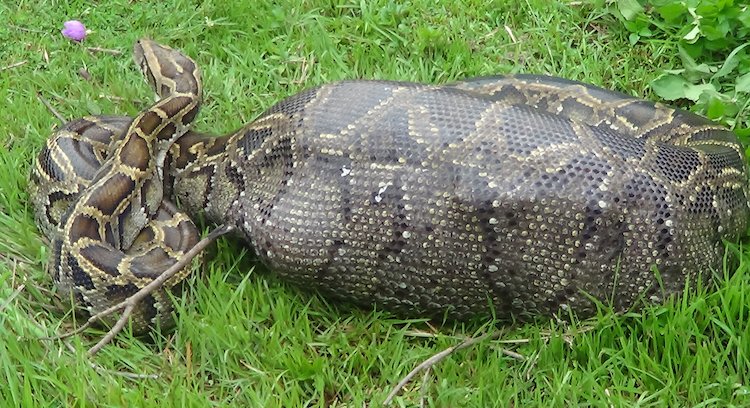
[31, 41, 203, 329]
[31, 40, 750, 331]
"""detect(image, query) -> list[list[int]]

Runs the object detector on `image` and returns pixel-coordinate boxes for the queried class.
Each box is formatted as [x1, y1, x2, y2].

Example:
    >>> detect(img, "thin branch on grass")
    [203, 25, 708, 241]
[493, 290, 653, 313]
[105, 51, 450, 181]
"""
[386, 322, 597, 403]
[86, 47, 123, 55]
[504, 25, 518, 43]
[384, 330, 517, 405]
[1, 60, 27, 71]
[98, 94, 146, 105]
[89, 361, 160, 380]
[36, 92, 66, 124]
[54, 224, 234, 356]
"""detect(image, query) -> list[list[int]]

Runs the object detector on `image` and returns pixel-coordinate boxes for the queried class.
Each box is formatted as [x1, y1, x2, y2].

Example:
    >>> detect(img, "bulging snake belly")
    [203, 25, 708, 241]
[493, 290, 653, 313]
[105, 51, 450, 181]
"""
[30, 39, 750, 331]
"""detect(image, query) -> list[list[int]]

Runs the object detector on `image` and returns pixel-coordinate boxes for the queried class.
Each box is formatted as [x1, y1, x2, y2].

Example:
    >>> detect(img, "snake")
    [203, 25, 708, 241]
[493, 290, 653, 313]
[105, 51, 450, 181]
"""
[30, 39, 749, 332]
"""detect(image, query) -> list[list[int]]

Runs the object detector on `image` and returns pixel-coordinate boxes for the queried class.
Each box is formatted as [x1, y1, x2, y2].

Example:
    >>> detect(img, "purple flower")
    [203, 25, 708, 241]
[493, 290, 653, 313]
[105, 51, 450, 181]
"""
[61, 20, 86, 42]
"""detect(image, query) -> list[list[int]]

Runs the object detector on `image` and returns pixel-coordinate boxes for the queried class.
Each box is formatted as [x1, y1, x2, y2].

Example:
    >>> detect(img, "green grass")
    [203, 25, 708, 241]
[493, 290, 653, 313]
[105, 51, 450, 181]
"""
[2, 0, 750, 406]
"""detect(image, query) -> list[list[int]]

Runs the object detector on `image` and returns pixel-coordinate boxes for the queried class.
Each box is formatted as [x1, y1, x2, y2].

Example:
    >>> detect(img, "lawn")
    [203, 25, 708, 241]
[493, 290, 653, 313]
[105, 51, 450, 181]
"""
[2, 0, 749, 406]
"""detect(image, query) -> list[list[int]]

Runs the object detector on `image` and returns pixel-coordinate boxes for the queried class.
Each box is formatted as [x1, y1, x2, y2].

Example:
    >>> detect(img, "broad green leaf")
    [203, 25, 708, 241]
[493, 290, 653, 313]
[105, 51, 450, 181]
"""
[617, 0, 644, 21]
[713, 43, 750, 79]
[739, 8, 750, 27]
[705, 96, 726, 119]
[701, 93, 738, 120]
[736, 128, 750, 138]
[684, 83, 716, 101]
[678, 45, 714, 79]
[678, 45, 700, 71]
[656, 3, 686, 22]
[651, 74, 716, 102]
[651, 74, 689, 100]
[736, 72, 750, 93]
[683, 24, 701, 42]
[701, 21, 730, 41]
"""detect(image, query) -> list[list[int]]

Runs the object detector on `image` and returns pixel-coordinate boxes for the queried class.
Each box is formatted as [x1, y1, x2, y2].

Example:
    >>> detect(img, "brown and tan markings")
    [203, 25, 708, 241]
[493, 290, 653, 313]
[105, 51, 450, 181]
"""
[31, 40, 749, 334]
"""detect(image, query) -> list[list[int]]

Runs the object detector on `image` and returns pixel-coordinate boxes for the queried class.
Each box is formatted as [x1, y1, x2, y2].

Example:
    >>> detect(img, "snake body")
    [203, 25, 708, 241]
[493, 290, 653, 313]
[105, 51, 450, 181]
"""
[31, 40, 749, 330]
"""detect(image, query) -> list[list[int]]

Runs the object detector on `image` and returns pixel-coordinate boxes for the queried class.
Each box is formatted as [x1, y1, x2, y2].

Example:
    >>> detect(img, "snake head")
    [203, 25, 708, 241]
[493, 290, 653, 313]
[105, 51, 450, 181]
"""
[133, 38, 202, 99]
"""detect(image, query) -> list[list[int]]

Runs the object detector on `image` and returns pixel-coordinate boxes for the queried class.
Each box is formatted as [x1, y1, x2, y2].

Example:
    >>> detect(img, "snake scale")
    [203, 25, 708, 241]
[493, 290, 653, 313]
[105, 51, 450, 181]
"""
[30, 39, 749, 332]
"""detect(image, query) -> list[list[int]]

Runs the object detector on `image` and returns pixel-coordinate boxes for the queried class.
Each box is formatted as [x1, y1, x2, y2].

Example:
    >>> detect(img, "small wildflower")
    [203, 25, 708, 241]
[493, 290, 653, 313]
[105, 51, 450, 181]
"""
[61, 20, 86, 42]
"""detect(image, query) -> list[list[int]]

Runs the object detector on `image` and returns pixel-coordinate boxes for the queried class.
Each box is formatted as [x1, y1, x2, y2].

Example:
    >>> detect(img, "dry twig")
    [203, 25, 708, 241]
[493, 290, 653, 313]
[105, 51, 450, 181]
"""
[1, 60, 27, 71]
[386, 321, 598, 404]
[55, 224, 234, 356]
[36, 92, 66, 124]
[384, 330, 513, 405]
[86, 47, 124, 55]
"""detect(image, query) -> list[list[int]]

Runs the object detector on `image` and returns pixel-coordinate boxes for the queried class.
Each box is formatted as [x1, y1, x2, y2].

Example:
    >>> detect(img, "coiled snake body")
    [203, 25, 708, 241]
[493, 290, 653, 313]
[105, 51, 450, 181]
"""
[30, 40, 749, 331]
